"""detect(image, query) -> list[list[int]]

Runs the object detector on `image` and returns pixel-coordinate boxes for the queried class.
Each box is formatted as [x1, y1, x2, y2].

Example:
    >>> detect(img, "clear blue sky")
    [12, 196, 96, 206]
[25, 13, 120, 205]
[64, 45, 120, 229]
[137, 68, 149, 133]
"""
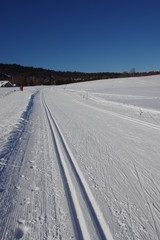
[1, 0, 160, 73]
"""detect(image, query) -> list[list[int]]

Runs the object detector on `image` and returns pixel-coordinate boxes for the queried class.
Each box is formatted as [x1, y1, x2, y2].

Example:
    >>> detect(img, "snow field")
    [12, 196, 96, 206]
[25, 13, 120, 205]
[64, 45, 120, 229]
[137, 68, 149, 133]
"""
[0, 75, 160, 239]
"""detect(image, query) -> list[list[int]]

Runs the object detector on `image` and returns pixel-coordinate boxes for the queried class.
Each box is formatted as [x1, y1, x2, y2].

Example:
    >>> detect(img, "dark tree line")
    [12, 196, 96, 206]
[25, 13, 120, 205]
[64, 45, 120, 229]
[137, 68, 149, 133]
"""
[0, 63, 160, 86]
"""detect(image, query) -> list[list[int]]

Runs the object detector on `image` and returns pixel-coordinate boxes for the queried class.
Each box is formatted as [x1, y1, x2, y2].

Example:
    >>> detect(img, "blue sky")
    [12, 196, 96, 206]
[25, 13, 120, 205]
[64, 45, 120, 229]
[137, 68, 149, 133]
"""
[1, 0, 160, 73]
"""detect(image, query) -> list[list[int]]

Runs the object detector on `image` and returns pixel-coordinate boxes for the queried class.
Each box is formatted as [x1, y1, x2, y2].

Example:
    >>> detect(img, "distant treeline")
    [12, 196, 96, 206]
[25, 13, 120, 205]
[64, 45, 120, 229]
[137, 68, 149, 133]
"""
[0, 63, 160, 86]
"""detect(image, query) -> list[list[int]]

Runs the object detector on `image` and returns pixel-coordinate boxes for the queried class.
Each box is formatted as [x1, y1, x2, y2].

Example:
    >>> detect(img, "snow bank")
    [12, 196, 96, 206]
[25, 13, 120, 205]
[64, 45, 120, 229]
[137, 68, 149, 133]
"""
[0, 87, 38, 166]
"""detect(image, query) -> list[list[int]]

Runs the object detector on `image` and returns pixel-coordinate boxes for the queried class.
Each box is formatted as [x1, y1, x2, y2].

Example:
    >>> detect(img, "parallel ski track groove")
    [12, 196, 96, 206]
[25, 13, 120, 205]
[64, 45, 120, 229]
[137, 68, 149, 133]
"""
[42, 94, 113, 240]
[42, 96, 86, 240]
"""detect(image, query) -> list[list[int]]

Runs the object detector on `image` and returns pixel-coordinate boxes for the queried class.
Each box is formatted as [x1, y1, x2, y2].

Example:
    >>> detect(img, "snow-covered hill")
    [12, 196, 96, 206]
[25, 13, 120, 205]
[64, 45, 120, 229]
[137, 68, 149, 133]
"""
[0, 76, 160, 239]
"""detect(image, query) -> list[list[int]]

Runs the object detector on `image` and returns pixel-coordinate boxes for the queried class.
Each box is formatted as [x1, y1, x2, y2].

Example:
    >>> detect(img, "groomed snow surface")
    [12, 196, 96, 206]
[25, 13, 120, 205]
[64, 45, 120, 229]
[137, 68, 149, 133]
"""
[0, 75, 160, 240]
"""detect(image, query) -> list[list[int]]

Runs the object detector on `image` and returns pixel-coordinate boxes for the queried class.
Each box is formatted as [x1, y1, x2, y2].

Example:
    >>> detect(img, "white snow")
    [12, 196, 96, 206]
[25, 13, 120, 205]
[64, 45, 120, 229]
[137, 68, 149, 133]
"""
[0, 75, 160, 239]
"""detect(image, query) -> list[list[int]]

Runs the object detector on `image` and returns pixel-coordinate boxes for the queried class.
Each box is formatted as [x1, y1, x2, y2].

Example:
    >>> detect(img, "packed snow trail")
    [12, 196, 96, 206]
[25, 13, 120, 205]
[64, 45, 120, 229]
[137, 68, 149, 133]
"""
[42, 94, 113, 240]
[0, 89, 113, 240]
[0, 91, 75, 239]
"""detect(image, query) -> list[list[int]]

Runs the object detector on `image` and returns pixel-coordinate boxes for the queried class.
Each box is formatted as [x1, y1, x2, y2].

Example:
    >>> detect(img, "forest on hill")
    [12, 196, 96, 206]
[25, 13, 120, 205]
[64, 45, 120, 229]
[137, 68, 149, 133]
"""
[0, 63, 160, 86]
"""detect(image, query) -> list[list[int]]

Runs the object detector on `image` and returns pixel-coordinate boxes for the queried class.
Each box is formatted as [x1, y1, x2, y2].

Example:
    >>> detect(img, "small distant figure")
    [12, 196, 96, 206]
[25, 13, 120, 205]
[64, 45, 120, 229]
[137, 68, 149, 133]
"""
[20, 85, 23, 91]
[139, 109, 143, 116]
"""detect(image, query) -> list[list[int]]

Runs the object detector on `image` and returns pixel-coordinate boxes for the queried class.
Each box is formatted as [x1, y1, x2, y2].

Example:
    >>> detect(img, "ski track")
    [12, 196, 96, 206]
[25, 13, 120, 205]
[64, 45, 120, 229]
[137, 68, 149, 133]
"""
[42, 94, 113, 240]
[72, 95, 160, 132]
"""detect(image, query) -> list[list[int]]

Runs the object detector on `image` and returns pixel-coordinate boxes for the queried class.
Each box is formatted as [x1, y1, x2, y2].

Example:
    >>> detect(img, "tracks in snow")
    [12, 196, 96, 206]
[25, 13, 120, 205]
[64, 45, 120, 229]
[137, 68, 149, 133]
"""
[42, 94, 113, 240]
[72, 95, 160, 132]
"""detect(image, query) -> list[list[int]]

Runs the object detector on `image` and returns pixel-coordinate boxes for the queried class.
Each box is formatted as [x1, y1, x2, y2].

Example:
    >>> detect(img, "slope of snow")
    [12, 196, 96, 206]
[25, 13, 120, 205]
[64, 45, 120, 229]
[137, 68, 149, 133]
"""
[0, 76, 160, 239]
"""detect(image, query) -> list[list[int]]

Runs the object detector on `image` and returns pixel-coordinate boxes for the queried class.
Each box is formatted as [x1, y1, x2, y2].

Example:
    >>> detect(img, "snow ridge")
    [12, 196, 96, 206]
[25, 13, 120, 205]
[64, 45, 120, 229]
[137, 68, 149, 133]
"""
[75, 96, 160, 131]
[0, 90, 38, 174]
